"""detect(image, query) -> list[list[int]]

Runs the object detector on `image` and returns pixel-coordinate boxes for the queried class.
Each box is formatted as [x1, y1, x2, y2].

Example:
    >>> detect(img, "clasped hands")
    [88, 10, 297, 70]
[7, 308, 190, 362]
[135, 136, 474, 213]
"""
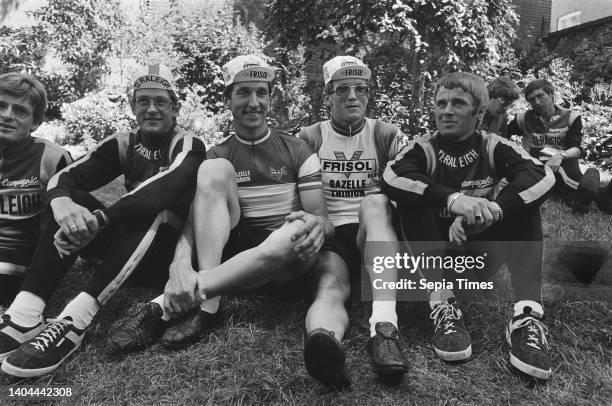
[448, 194, 501, 245]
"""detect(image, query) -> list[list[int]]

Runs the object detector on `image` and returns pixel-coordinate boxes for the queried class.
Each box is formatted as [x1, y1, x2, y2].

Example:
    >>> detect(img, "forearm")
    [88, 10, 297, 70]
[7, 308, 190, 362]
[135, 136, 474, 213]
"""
[561, 147, 580, 160]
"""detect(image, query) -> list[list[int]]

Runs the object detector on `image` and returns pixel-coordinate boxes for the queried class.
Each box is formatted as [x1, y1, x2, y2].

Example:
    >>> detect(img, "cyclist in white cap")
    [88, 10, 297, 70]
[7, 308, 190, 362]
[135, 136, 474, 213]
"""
[0, 63, 206, 377]
[110, 55, 333, 356]
[299, 55, 410, 387]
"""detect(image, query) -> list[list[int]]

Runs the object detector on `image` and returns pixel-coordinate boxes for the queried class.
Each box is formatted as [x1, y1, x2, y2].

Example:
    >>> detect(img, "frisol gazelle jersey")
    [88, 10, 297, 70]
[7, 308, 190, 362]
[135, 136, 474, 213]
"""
[207, 130, 322, 231]
[0, 136, 71, 264]
[47, 125, 206, 224]
[381, 130, 555, 219]
[299, 118, 407, 226]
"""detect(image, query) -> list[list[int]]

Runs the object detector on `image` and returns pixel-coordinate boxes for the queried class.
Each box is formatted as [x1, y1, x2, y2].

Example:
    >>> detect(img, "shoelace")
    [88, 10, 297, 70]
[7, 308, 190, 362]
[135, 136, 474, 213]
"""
[430, 303, 462, 335]
[513, 316, 549, 350]
[30, 319, 71, 352]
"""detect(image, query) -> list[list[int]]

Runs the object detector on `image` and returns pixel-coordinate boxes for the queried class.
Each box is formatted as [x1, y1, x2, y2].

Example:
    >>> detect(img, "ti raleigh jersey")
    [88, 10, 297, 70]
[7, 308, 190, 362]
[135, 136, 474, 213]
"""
[506, 106, 582, 157]
[0, 136, 71, 260]
[207, 130, 322, 231]
[381, 130, 555, 220]
[299, 118, 407, 226]
[47, 125, 206, 223]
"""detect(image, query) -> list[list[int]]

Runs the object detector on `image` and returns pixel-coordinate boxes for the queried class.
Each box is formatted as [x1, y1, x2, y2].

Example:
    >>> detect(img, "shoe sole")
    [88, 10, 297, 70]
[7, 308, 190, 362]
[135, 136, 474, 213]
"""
[505, 326, 552, 380]
[0, 349, 17, 362]
[574, 168, 600, 209]
[433, 344, 472, 361]
[1, 340, 83, 378]
[373, 364, 408, 376]
[304, 331, 349, 388]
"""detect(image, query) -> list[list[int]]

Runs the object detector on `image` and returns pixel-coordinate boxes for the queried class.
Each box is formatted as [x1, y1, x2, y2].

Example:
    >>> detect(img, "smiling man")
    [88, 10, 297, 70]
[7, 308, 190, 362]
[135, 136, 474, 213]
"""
[110, 55, 333, 356]
[298, 56, 410, 387]
[0, 64, 206, 377]
[0, 73, 72, 305]
[382, 72, 556, 380]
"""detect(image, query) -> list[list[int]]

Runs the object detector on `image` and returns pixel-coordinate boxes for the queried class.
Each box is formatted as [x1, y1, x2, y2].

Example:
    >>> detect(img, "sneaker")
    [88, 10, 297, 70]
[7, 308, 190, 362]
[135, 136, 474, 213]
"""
[160, 308, 222, 350]
[304, 328, 350, 389]
[430, 298, 472, 361]
[574, 168, 600, 213]
[1, 317, 84, 377]
[506, 306, 552, 380]
[109, 302, 167, 352]
[367, 322, 409, 377]
[0, 314, 45, 361]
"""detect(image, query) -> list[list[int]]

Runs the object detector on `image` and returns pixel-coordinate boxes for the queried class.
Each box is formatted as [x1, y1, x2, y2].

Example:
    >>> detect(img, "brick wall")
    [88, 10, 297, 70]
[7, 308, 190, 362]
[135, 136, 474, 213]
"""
[545, 15, 612, 55]
[512, 0, 552, 52]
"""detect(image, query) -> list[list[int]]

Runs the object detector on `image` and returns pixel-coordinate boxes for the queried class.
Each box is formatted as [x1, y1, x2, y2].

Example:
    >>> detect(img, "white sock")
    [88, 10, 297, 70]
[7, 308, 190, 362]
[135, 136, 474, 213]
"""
[6, 291, 45, 327]
[58, 292, 100, 330]
[150, 294, 171, 321]
[200, 296, 220, 314]
[513, 300, 544, 317]
[429, 289, 454, 310]
[369, 301, 398, 337]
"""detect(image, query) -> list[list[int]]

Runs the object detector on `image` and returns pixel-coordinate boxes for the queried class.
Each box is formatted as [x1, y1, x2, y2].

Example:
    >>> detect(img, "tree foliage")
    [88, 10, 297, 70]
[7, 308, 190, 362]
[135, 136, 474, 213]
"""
[267, 0, 519, 132]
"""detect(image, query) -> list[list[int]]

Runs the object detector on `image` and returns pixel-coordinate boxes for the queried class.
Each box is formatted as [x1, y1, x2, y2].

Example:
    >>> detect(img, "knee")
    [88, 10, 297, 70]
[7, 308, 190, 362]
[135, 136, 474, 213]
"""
[196, 159, 235, 194]
[359, 194, 392, 223]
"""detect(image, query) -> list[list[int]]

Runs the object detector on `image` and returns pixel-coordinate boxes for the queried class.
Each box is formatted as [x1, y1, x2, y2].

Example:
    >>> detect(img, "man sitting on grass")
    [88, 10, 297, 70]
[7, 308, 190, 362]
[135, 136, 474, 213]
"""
[298, 55, 409, 388]
[506, 78, 612, 213]
[0, 64, 206, 377]
[382, 72, 556, 380]
[0, 72, 72, 305]
[109, 55, 333, 354]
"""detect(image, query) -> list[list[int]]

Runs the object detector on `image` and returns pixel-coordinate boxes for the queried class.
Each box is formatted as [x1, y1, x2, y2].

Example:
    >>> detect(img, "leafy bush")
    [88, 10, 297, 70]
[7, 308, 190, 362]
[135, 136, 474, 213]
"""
[178, 84, 232, 147]
[60, 92, 133, 147]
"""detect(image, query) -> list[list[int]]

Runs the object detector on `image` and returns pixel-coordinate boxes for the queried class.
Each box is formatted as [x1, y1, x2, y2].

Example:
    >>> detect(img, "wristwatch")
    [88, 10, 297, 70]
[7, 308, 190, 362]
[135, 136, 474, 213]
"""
[92, 209, 110, 229]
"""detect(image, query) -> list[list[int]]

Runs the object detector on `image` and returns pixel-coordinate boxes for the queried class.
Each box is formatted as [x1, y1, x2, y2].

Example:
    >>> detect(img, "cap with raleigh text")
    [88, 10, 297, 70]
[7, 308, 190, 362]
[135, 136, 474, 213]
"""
[132, 63, 177, 94]
[222, 55, 275, 88]
[323, 55, 371, 85]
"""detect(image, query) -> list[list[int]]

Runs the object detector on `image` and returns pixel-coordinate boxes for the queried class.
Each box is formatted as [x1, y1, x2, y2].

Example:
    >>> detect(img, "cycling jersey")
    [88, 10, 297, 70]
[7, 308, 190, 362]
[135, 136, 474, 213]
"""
[47, 125, 206, 223]
[207, 130, 322, 231]
[299, 118, 407, 226]
[0, 136, 71, 265]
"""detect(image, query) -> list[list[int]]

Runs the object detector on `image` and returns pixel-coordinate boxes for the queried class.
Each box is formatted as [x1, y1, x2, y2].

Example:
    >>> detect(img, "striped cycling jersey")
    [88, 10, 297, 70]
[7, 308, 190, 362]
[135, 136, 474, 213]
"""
[299, 118, 407, 226]
[0, 136, 71, 262]
[208, 130, 322, 231]
[47, 125, 206, 223]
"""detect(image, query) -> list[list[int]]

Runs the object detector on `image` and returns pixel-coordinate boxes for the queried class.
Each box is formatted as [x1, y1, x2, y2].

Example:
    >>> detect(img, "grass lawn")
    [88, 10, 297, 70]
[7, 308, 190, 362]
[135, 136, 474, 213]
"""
[1, 178, 611, 405]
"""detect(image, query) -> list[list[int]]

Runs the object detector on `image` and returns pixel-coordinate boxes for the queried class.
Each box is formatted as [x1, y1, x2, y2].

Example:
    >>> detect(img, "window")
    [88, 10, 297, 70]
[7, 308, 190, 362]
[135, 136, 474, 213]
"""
[557, 11, 582, 30]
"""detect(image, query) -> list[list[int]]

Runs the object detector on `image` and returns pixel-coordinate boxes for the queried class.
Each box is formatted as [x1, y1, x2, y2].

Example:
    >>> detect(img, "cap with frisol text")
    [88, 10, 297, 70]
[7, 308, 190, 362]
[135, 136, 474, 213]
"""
[132, 63, 177, 94]
[222, 55, 275, 88]
[323, 55, 371, 85]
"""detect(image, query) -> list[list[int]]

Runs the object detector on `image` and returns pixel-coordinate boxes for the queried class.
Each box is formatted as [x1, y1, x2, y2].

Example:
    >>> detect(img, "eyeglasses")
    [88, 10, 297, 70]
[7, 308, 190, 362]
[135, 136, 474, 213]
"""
[496, 97, 514, 108]
[329, 85, 369, 97]
[135, 97, 172, 111]
[0, 100, 33, 119]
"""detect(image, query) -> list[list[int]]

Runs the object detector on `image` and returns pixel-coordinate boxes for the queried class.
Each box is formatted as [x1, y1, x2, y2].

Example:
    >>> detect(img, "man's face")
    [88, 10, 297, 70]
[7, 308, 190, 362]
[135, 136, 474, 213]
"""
[326, 78, 369, 126]
[487, 96, 514, 116]
[0, 93, 38, 145]
[526, 88, 554, 117]
[435, 86, 480, 142]
[225, 81, 270, 133]
[131, 88, 179, 136]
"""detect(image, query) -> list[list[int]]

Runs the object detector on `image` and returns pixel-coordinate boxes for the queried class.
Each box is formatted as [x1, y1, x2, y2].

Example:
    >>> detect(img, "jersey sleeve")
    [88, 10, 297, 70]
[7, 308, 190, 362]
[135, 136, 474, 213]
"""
[46, 135, 123, 202]
[296, 140, 322, 192]
[565, 115, 583, 151]
[492, 138, 555, 217]
[381, 140, 455, 208]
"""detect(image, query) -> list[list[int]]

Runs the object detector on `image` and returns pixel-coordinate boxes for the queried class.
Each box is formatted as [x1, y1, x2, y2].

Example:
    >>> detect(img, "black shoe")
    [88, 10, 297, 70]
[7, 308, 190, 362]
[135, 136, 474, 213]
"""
[0, 314, 45, 361]
[506, 306, 552, 380]
[1, 317, 84, 377]
[595, 181, 612, 214]
[160, 308, 222, 350]
[109, 302, 167, 352]
[430, 298, 472, 361]
[304, 328, 350, 389]
[367, 322, 409, 377]
[574, 168, 600, 213]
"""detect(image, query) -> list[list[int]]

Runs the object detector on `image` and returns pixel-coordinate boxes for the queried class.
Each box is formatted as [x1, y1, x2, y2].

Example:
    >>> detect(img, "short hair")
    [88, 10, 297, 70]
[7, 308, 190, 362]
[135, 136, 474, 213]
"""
[488, 77, 520, 101]
[524, 79, 555, 98]
[435, 72, 489, 114]
[222, 82, 273, 101]
[0, 72, 47, 126]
